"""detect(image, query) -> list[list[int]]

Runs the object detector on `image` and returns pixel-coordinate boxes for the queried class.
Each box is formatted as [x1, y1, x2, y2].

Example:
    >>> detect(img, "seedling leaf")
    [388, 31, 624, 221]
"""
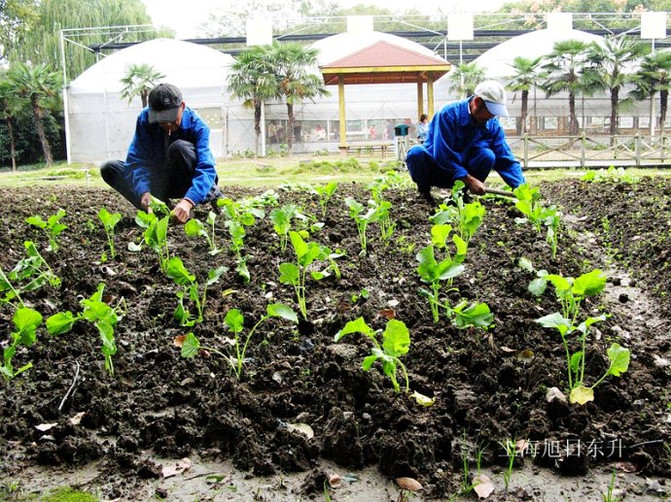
[606, 343, 630, 377]
[225, 309, 244, 333]
[182, 333, 200, 358]
[266, 303, 298, 324]
[569, 385, 594, 405]
[382, 319, 410, 358]
[46, 311, 76, 335]
[334, 317, 375, 341]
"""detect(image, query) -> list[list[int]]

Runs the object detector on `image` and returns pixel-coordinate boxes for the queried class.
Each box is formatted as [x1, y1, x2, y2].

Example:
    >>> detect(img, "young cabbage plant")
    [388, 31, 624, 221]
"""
[46, 283, 125, 376]
[430, 181, 485, 247]
[270, 204, 306, 253]
[98, 207, 122, 261]
[217, 196, 267, 283]
[448, 300, 494, 330]
[513, 184, 562, 258]
[180, 303, 298, 379]
[26, 208, 67, 252]
[416, 227, 467, 323]
[279, 231, 334, 319]
[345, 197, 385, 256]
[165, 256, 227, 327]
[135, 200, 172, 273]
[184, 211, 222, 255]
[334, 317, 411, 393]
[0, 241, 61, 308]
[1, 307, 42, 381]
[313, 181, 338, 219]
[531, 268, 630, 404]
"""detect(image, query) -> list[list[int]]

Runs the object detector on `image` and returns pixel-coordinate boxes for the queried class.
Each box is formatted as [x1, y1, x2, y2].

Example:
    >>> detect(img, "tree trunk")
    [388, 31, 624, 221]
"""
[141, 89, 149, 108]
[7, 118, 17, 171]
[568, 91, 578, 136]
[286, 102, 294, 152]
[520, 89, 529, 134]
[31, 98, 53, 166]
[254, 102, 262, 157]
[659, 89, 668, 134]
[610, 86, 619, 137]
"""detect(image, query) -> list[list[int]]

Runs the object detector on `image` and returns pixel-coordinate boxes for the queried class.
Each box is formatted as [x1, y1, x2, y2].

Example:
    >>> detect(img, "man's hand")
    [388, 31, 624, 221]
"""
[140, 192, 153, 213]
[462, 175, 486, 196]
[171, 199, 194, 224]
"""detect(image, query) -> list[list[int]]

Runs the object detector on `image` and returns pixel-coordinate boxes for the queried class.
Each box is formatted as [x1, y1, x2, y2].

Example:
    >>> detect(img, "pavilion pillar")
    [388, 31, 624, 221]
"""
[417, 80, 424, 118]
[427, 72, 435, 118]
[338, 75, 347, 155]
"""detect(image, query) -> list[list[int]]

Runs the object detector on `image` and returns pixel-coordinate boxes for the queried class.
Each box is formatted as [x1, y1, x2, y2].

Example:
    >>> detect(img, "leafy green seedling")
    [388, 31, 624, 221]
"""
[0, 241, 61, 308]
[166, 256, 227, 326]
[270, 204, 305, 253]
[184, 211, 222, 255]
[26, 208, 67, 252]
[416, 241, 465, 323]
[1, 307, 42, 380]
[430, 181, 485, 246]
[313, 181, 337, 218]
[135, 204, 171, 273]
[345, 197, 386, 256]
[334, 317, 411, 393]
[513, 183, 562, 258]
[47, 283, 124, 376]
[532, 268, 630, 404]
[98, 207, 122, 261]
[181, 303, 298, 379]
[279, 231, 334, 319]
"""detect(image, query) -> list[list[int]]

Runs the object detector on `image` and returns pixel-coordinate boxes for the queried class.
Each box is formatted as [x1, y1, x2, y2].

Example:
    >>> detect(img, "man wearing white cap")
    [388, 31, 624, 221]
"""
[405, 80, 525, 202]
[100, 83, 222, 223]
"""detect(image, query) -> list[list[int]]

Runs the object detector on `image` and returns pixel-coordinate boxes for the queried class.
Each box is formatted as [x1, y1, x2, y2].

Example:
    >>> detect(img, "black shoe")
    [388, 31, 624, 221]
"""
[417, 185, 435, 204]
[204, 185, 224, 213]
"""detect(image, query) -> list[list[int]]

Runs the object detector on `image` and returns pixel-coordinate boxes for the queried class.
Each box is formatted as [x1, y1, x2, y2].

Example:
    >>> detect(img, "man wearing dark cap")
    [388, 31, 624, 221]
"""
[405, 80, 525, 202]
[100, 83, 221, 223]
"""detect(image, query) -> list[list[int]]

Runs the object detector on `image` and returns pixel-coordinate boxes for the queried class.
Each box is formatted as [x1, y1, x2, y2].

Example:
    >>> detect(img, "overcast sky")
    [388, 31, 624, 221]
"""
[142, 0, 507, 38]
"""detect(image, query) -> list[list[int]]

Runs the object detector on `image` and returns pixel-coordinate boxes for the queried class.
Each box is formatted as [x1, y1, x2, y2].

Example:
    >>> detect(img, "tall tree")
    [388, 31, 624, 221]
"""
[227, 46, 280, 156]
[8, 63, 61, 166]
[0, 74, 26, 170]
[267, 42, 329, 151]
[448, 63, 486, 99]
[586, 36, 647, 136]
[10, 0, 153, 81]
[120, 64, 166, 108]
[0, 0, 39, 63]
[631, 50, 671, 135]
[507, 56, 543, 135]
[541, 39, 591, 135]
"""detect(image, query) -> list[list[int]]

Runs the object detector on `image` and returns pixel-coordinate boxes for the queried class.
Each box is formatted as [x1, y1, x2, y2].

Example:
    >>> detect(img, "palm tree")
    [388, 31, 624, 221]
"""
[0, 74, 26, 171]
[586, 36, 647, 136]
[630, 50, 671, 135]
[227, 45, 279, 156]
[8, 62, 61, 166]
[507, 56, 543, 135]
[448, 62, 486, 98]
[541, 39, 591, 136]
[120, 64, 165, 108]
[267, 42, 330, 151]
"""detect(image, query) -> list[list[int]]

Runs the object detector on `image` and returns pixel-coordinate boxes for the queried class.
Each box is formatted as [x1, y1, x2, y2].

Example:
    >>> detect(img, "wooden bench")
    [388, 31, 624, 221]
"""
[341, 141, 394, 159]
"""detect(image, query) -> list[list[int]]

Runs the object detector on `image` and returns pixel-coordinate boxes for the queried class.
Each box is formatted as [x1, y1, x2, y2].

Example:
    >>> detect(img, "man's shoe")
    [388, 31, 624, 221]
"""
[204, 186, 224, 213]
[417, 185, 435, 204]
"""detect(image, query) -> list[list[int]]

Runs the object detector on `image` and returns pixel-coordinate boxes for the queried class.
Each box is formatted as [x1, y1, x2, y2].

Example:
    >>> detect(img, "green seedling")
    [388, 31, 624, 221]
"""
[513, 183, 562, 258]
[0, 241, 61, 308]
[181, 303, 298, 379]
[97, 207, 122, 261]
[416, 236, 466, 323]
[313, 181, 337, 218]
[531, 268, 630, 404]
[46, 283, 124, 376]
[351, 288, 370, 303]
[500, 438, 517, 493]
[166, 256, 227, 326]
[602, 467, 620, 502]
[334, 317, 410, 393]
[270, 204, 305, 253]
[26, 208, 67, 252]
[449, 300, 494, 329]
[1, 307, 42, 381]
[345, 197, 386, 256]
[279, 231, 335, 319]
[430, 181, 485, 247]
[218, 196, 267, 283]
[135, 200, 171, 272]
[184, 211, 223, 255]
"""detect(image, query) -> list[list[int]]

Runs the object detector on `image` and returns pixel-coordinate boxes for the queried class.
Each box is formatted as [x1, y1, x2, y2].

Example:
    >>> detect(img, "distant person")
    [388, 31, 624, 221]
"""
[369, 124, 378, 140]
[416, 113, 429, 143]
[311, 124, 326, 141]
[405, 80, 525, 202]
[385, 119, 395, 140]
[268, 121, 278, 144]
[100, 83, 221, 223]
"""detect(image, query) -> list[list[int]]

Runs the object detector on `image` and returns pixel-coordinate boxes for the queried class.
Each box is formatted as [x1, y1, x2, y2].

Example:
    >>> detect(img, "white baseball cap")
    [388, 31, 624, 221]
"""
[474, 80, 509, 117]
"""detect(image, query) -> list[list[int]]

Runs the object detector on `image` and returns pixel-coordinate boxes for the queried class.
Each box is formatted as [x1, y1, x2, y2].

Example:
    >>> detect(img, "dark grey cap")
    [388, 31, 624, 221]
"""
[148, 83, 183, 123]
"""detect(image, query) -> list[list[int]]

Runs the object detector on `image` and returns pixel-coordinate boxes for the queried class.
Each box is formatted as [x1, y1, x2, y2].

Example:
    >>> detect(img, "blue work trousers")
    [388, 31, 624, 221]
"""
[406, 143, 495, 189]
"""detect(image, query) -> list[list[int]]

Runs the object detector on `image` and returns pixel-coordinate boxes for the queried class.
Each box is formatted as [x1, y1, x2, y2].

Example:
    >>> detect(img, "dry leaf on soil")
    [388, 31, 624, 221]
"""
[162, 457, 191, 478]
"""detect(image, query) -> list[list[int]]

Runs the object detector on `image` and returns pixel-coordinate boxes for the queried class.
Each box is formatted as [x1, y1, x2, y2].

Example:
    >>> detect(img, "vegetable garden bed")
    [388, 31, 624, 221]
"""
[0, 174, 670, 500]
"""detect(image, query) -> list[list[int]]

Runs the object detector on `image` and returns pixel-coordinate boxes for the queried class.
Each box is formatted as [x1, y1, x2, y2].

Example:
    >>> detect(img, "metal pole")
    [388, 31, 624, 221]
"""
[60, 30, 72, 164]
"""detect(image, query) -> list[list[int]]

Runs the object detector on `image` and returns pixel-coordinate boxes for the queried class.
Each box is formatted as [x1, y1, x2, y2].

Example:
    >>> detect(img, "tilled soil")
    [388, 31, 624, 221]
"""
[0, 179, 670, 500]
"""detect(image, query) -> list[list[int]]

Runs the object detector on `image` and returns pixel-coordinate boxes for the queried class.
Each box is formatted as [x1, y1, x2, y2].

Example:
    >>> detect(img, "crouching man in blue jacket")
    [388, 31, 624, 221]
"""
[101, 83, 222, 223]
[405, 80, 525, 202]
